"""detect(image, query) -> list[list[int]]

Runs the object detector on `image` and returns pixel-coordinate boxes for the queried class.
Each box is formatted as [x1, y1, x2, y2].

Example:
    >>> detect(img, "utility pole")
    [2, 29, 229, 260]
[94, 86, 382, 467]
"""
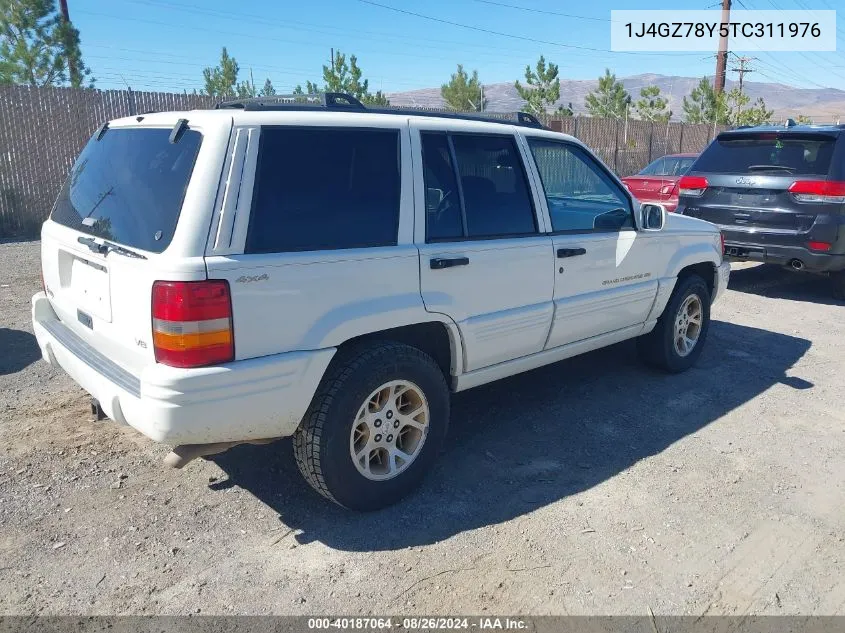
[731, 56, 755, 95]
[58, 0, 79, 86]
[730, 56, 755, 121]
[714, 0, 731, 94]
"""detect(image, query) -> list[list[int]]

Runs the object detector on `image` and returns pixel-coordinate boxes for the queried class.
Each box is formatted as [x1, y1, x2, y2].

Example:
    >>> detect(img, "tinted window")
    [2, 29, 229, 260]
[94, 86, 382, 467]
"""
[639, 156, 696, 176]
[451, 134, 536, 238]
[639, 157, 665, 176]
[51, 127, 202, 253]
[528, 139, 632, 232]
[421, 133, 463, 241]
[246, 127, 400, 253]
[694, 133, 835, 176]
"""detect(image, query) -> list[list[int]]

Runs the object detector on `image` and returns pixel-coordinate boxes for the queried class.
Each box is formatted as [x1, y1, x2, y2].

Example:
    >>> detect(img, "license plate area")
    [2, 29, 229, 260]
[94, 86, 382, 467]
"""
[77, 309, 93, 329]
[68, 254, 112, 322]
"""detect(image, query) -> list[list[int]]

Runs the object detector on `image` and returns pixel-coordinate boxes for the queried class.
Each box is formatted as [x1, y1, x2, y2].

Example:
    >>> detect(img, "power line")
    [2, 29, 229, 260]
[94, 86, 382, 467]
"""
[77, 8, 598, 72]
[119, 0, 622, 65]
[467, 0, 612, 21]
[726, 0, 843, 88]
[356, 0, 703, 56]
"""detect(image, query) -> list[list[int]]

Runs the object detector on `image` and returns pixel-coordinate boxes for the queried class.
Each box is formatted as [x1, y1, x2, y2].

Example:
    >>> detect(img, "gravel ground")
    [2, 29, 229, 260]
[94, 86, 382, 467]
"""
[1, 238, 843, 616]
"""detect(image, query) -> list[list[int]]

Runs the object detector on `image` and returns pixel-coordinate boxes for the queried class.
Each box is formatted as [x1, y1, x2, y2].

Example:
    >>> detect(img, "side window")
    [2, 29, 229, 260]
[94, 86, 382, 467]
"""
[421, 132, 537, 241]
[452, 134, 536, 238]
[245, 127, 400, 253]
[527, 139, 633, 233]
[421, 133, 463, 241]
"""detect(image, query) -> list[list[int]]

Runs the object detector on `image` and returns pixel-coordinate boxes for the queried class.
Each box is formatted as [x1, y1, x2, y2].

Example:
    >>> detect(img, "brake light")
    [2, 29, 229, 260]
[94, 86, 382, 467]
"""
[720, 232, 726, 256]
[788, 180, 845, 204]
[151, 280, 234, 368]
[678, 176, 708, 197]
[807, 241, 832, 252]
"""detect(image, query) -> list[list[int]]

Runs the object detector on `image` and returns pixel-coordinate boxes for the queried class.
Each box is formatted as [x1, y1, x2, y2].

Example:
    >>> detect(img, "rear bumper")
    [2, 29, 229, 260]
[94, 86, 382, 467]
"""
[722, 241, 845, 273]
[32, 292, 335, 445]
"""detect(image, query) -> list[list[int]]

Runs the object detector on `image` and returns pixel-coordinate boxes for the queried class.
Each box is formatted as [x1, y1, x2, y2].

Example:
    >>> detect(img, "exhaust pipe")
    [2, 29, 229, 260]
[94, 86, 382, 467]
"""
[789, 259, 804, 271]
[164, 438, 279, 468]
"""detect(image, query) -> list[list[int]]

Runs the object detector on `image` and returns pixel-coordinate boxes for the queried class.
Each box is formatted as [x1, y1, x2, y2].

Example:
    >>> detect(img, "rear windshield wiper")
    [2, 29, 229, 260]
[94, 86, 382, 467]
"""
[747, 164, 796, 172]
[77, 236, 147, 259]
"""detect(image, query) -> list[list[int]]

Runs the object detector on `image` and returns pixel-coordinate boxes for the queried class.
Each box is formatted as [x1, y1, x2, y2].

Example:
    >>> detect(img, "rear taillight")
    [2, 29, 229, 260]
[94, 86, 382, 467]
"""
[807, 241, 832, 252]
[720, 232, 726, 256]
[151, 280, 234, 368]
[678, 176, 708, 197]
[788, 180, 845, 204]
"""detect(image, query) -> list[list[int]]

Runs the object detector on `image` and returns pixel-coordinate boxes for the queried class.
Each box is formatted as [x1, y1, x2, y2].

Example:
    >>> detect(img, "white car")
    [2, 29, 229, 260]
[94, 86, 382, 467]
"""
[32, 94, 730, 510]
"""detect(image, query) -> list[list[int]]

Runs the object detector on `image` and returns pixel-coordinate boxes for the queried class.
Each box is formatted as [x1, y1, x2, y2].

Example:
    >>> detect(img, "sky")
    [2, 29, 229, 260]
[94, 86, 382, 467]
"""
[69, 0, 845, 94]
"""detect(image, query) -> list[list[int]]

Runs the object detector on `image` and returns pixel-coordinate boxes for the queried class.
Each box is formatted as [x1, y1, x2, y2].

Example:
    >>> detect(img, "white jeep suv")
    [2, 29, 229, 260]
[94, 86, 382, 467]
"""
[32, 94, 730, 510]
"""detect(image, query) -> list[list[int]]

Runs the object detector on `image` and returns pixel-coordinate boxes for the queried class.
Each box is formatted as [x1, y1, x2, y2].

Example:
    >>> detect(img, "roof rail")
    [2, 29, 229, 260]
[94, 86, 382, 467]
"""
[215, 91, 547, 130]
[216, 92, 365, 110]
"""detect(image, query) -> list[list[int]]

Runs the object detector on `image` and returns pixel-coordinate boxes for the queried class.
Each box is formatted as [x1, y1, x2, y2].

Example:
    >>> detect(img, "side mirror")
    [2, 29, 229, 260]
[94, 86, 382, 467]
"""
[640, 203, 667, 231]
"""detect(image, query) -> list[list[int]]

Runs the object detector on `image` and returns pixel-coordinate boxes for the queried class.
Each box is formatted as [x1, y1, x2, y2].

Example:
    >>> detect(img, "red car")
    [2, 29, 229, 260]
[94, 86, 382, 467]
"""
[621, 153, 698, 212]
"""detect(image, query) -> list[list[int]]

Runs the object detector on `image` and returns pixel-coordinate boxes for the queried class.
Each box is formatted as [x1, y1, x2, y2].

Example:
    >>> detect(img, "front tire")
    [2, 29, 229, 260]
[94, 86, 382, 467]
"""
[637, 274, 711, 373]
[293, 342, 449, 511]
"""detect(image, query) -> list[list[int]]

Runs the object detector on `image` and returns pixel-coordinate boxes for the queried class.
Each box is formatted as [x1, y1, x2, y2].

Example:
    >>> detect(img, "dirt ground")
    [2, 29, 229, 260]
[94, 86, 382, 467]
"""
[0, 238, 843, 616]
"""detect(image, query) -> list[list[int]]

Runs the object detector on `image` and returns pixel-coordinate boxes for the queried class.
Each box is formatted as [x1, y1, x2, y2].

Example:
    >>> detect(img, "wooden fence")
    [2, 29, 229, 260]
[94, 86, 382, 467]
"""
[0, 85, 726, 238]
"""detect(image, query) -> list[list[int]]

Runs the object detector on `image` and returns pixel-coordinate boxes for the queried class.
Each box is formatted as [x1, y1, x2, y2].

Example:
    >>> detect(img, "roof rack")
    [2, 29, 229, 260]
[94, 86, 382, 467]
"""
[214, 92, 546, 129]
[216, 92, 365, 110]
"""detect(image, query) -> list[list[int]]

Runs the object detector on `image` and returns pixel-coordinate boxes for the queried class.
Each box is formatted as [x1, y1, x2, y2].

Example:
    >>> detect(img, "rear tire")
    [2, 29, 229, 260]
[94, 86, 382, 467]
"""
[637, 274, 711, 373]
[293, 341, 449, 511]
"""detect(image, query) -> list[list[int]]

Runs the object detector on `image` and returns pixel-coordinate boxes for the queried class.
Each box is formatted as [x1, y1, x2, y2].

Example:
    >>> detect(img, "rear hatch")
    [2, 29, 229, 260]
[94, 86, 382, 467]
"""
[624, 175, 676, 203]
[679, 131, 844, 246]
[624, 155, 696, 203]
[40, 112, 231, 377]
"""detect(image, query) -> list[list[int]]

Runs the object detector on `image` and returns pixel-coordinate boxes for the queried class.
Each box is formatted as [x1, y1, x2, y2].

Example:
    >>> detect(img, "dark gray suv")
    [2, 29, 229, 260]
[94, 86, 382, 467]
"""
[677, 124, 845, 297]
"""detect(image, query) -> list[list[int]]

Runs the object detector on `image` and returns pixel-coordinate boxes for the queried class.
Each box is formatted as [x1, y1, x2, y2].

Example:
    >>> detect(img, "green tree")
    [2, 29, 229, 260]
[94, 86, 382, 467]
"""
[554, 102, 574, 117]
[725, 88, 773, 126]
[0, 0, 93, 87]
[682, 77, 727, 124]
[301, 50, 389, 105]
[584, 69, 630, 119]
[515, 55, 561, 116]
[201, 47, 254, 98]
[796, 114, 813, 124]
[441, 64, 485, 111]
[293, 81, 319, 95]
[260, 78, 275, 96]
[634, 85, 671, 122]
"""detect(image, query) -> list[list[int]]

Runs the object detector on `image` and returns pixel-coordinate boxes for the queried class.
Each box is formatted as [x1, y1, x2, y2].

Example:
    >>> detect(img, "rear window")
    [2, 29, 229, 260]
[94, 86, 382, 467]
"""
[639, 156, 696, 176]
[51, 127, 202, 253]
[693, 133, 835, 176]
[245, 127, 400, 253]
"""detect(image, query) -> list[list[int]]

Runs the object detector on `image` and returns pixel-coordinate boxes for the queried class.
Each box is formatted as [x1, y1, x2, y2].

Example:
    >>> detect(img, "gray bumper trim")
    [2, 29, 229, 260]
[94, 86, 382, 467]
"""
[41, 319, 141, 398]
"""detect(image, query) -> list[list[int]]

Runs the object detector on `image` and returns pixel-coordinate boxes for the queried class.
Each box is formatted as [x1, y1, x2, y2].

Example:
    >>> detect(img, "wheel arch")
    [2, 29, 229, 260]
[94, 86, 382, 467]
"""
[646, 249, 719, 324]
[336, 317, 464, 384]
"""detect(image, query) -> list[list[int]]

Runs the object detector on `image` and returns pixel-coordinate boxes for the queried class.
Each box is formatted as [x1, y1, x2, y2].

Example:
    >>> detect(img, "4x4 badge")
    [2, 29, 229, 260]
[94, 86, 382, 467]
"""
[235, 273, 269, 283]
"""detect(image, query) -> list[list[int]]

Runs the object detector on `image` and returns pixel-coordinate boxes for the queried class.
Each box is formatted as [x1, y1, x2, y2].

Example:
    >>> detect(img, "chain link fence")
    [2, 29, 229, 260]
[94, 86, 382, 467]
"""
[0, 85, 726, 238]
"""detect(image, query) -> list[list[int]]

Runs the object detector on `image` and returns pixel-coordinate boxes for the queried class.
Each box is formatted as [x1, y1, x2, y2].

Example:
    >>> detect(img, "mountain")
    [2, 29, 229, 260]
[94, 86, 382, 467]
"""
[386, 74, 845, 122]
